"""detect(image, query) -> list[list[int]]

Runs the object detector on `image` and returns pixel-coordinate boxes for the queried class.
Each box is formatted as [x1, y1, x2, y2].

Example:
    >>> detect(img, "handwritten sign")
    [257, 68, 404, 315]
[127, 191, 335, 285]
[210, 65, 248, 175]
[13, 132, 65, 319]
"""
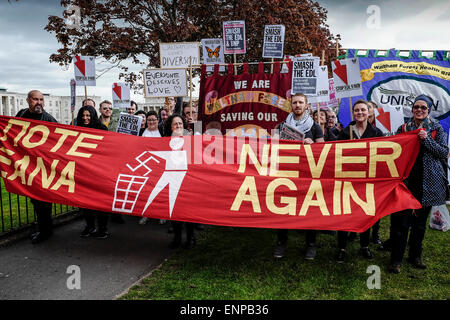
[143, 68, 187, 98]
[291, 56, 319, 95]
[223, 21, 246, 54]
[159, 42, 200, 68]
[262, 25, 285, 59]
[116, 113, 142, 136]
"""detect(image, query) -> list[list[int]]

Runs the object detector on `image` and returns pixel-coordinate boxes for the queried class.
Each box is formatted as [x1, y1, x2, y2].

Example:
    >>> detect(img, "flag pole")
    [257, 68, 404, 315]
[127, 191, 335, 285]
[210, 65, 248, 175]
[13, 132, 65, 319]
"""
[189, 56, 193, 114]
[349, 96, 353, 140]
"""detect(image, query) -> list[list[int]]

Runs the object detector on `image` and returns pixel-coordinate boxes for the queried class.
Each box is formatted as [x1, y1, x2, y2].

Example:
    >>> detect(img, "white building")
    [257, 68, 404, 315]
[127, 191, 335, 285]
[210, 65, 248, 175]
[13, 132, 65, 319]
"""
[0, 88, 101, 124]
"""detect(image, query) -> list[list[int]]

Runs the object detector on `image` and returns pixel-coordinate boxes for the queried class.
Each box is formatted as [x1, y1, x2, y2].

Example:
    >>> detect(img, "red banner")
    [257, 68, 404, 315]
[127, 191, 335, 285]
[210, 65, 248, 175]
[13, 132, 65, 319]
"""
[0, 115, 421, 232]
[199, 62, 292, 137]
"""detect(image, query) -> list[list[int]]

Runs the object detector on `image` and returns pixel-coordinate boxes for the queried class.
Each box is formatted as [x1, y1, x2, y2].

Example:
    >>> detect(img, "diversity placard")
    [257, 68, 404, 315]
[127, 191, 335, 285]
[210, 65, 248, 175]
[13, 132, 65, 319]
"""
[262, 25, 285, 59]
[143, 68, 188, 98]
[223, 21, 246, 54]
[159, 42, 200, 68]
[332, 58, 363, 99]
[73, 55, 96, 86]
[201, 38, 225, 72]
[291, 56, 320, 95]
[116, 113, 143, 136]
[112, 82, 131, 110]
[0, 115, 422, 232]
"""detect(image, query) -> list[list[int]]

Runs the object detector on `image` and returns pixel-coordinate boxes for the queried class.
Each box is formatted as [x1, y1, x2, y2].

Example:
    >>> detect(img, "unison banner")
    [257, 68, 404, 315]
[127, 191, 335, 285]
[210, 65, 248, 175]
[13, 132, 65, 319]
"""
[199, 62, 292, 137]
[338, 49, 450, 131]
[0, 115, 421, 232]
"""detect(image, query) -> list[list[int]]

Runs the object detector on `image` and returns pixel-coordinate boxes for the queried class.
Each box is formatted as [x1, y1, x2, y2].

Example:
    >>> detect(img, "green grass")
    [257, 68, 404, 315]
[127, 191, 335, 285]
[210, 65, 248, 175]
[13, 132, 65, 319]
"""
[121, 217, 449, 300]
[0, 180, 76, 233]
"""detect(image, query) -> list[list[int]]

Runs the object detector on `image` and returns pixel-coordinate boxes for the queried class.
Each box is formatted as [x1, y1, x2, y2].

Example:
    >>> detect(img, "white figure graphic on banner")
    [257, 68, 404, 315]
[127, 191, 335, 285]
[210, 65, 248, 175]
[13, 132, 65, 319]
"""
[141, 137, 187, 218]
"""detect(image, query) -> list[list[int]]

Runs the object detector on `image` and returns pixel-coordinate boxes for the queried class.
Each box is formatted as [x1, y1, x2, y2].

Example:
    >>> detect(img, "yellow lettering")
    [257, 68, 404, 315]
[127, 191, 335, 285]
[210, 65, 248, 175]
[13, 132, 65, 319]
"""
[266, 178, 297, 215]
[304, 144, 332, 178]
[7, 156, 30, 184]
[230, 176, 261, 213]
[0, 119, 30, 146]
[342, 182, 375, 216]
[270, 144, 300, 177]
[369, 141, 401, 178]
[66, 133, 104, 158]
[22, 125, 49, 149]
[335, 142, 367, 178]
[238, 144, 269, 176]
[50, 128, 79, 153]
[333, 180, 342, 215]
[27, 157, 59, 188]
[50, 161, 75, 193]
[299, 180, 330, 216]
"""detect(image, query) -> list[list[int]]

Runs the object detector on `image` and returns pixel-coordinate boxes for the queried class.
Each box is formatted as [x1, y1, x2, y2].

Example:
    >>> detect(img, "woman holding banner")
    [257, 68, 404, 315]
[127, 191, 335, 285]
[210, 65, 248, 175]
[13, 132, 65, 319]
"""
[335, 100, 384, 263]
[163, 114, 196, 249]
[76, 106, 110, 239]
[388, 95, 448, 274]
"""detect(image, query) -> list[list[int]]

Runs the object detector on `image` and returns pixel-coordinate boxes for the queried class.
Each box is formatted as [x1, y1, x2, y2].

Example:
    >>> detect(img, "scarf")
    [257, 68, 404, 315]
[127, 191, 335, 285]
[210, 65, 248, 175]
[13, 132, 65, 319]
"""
[403, 116, 432, 132]
[285, 112, 314, 134]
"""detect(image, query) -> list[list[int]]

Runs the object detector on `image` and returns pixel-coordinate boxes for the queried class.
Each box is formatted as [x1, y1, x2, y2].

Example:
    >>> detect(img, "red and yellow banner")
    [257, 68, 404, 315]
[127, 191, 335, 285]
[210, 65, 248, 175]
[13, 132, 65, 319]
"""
[0, 115, 421, 232]
[199, 62, 292, 137]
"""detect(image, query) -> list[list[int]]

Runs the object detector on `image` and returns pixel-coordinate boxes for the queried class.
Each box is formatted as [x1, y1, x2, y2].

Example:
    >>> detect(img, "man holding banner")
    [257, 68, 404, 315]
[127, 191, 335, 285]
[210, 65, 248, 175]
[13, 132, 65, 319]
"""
[273, 93, 324, 260]
[15, 90, 58, 244]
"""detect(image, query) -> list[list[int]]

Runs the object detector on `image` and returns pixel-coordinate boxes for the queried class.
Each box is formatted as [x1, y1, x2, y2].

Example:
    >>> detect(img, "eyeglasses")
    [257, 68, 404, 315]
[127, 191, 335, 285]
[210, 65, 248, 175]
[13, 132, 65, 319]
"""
[413, 105, 428, 111]
[102, 107, 112, 110]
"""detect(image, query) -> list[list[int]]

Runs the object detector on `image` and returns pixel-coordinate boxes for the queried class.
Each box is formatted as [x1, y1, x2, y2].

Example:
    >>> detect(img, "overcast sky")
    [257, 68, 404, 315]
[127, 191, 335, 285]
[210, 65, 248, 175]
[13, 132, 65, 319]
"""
[0, 0, 449, 103]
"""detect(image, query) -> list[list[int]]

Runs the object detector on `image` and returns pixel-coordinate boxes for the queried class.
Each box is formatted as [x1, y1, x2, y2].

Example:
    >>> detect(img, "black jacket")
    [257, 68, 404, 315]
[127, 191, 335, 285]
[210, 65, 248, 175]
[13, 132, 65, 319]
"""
[338, 121, 383, 140]
[16, 108, 58, 123]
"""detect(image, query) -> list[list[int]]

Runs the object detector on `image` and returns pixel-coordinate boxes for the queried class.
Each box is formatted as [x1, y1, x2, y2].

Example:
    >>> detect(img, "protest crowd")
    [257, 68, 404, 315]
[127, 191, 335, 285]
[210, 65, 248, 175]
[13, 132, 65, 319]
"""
[14, 86, 448, 275]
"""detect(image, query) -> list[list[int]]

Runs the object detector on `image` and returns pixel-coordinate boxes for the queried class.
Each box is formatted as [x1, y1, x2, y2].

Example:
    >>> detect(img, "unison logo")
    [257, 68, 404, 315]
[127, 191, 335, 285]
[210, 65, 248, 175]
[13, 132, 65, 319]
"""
[368, 77, 450, 118]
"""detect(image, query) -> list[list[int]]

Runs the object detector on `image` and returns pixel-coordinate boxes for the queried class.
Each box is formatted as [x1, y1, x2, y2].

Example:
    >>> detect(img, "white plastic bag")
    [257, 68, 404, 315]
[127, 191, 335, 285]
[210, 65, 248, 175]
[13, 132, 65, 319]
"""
[429, 205, 450, 232]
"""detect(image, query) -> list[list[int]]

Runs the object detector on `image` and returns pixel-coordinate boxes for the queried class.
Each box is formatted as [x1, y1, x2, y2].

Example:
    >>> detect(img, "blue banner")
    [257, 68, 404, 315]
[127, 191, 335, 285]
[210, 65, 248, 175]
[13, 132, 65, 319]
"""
[337, 49, 450, 132]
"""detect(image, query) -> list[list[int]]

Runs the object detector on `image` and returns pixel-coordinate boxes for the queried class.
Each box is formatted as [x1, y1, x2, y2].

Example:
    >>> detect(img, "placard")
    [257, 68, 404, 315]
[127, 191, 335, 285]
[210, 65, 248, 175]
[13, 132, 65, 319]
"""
[291, 56, 319, 95]
[308, 65, 329, 104]
[70, 79, 76, 112]
[223, 21, 246, 54]
[116, 113, 142, 136]
[374, 105, 405, 135]
[327, 78, 339, 108]
[159, 42, 200, 69]
[74, 55, 96, 86]
[262, 25, 285, 59]
[281, 53, 313, 73]
[112, 82, 131, 110]
[201, 38, 225, 72]
[143, 68, 188, 98]
[332, 58, 363, 99]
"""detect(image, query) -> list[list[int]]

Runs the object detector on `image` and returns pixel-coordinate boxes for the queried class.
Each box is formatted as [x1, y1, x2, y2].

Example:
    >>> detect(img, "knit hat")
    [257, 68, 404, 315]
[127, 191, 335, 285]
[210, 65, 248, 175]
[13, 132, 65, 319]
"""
[413, 95, 433, 109]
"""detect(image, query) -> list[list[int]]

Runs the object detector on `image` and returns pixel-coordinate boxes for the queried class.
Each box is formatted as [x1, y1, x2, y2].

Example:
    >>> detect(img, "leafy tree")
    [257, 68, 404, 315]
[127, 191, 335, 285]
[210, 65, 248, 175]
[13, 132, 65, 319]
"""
[46, 0, 342, 87]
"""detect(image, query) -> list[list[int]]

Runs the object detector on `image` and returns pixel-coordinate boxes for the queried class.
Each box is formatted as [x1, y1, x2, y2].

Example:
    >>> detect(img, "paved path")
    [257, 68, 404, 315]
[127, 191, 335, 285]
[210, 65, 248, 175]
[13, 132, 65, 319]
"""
[0, 215, 172, 300]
